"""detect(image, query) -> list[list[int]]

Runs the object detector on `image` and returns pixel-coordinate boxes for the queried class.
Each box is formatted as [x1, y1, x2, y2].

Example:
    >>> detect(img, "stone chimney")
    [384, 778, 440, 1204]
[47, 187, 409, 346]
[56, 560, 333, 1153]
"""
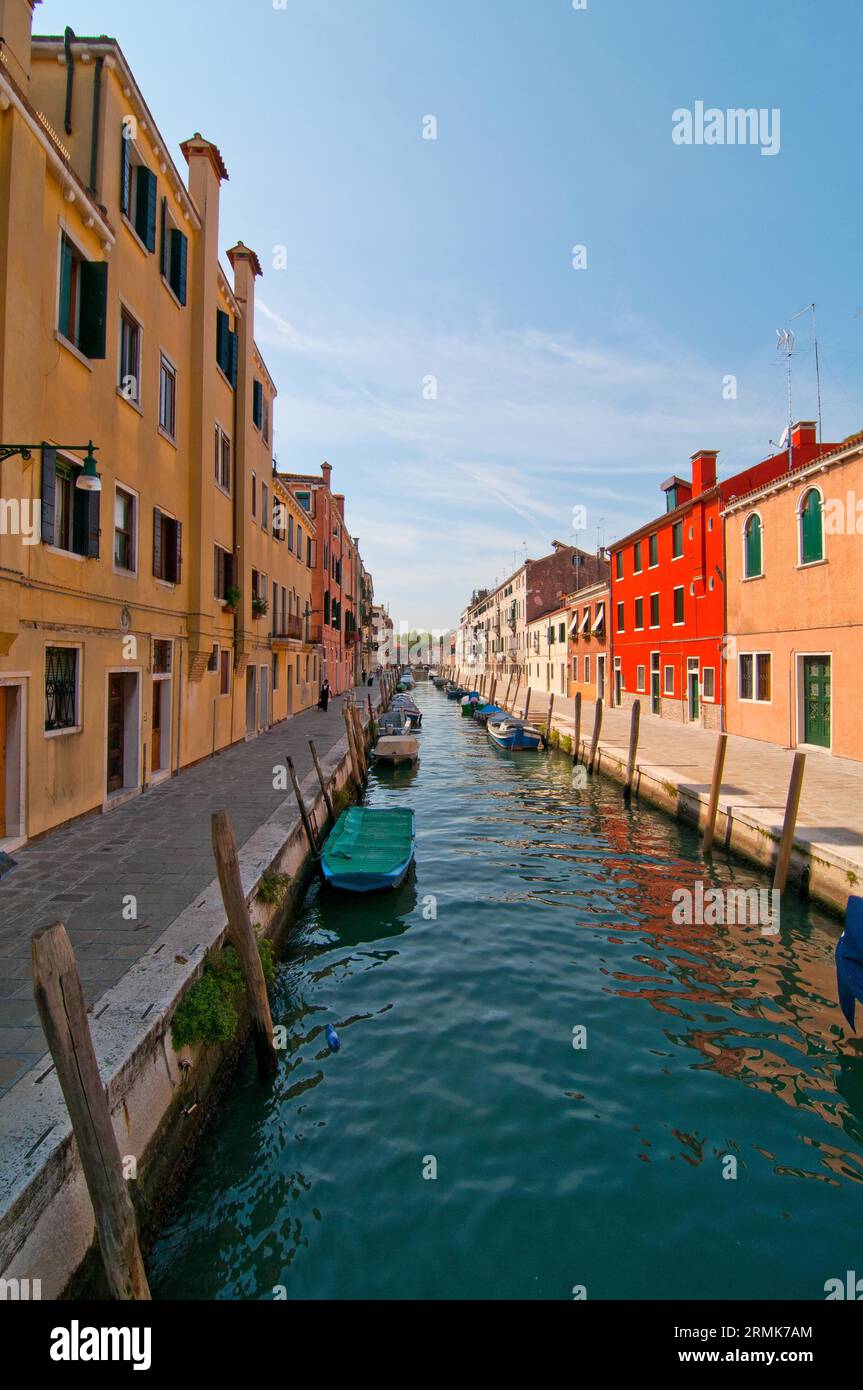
[791, 421, 817, 448]
[321, 461, 332, 491]
[0, 0, 39, 88]
[334, 493, 346, 520]
[691, 449, 718, 497]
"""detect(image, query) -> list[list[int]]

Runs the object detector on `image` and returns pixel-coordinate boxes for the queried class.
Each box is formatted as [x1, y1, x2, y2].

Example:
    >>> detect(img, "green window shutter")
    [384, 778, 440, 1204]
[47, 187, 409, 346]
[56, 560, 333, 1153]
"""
[153, 508, 162, 578]
[170, 229, 188, 305]
[71, 487, 99, 558]
[135, 166, 157, 251]
[78, 261, 108, 358]
[120, 129, 131, 215]
[745, 516, 762, 576]
[58, 237, 73, 338]
[229, 329, 238, 387]
[216, 309, 229, 373]
[41, 445, 57, 544]
[801, 491, 823, 563]
[173, 520, 183, 584]
[159, 196, 167, 276]
[253, 380, 263, 428]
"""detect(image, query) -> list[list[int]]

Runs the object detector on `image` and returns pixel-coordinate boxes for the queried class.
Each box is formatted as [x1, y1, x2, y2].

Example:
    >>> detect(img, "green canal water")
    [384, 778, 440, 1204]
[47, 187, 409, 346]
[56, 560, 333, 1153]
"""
[150, 682, 863, 1300]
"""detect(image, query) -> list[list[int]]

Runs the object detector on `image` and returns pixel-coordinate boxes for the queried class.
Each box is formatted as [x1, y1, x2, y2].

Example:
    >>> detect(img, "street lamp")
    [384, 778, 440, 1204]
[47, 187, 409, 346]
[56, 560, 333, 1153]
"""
[0, 440, 102, 492]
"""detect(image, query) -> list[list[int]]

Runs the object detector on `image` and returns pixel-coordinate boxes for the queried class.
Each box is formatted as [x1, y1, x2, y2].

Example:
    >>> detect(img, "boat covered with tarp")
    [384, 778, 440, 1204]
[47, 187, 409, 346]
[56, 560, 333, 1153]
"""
[320, 807, 416, 892]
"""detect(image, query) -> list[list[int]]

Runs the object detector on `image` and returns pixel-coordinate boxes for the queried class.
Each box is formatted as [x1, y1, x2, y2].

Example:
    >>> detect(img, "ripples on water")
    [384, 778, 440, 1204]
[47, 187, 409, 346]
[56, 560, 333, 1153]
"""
[150, 683, 863, 1300]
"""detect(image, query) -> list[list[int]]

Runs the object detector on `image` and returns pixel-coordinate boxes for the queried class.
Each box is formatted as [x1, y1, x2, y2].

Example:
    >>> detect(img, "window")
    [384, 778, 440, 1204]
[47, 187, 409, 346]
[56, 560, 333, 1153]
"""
[616, 601, 624, 632]
[633, 540, 643, 573]
[673, 586, 684, 624]
[634, 597, 644, 630]
[636, 664, 645, 692]
[253, 379, 264, 430]
[649, 593, 659, 627]
[159, 356, 176, 437]
[58, 235, 108, 359]
[153, 509, 181, 583]
[584, 656, 590, 684]
[215, 425, 231, 492]
[114, 487, 136, 572]
[45, 646, 79, 732]
[207, 643, 219, 674]
[648, 533, 658, 567]
[799, 488, 824, 565]
[272, 653, 279, 692]
[739, 652, 771, 703]
[672, 520, 683, 559]
[297, 523, 303, 559]
[216, 309, 237, 384]
[159, 200, 188, 305]
[153, 640, 172, 674]
[572, 656, 578, 681]
[262, 483, 269, 532]
[288, 514, 294, 550]
[558, 622, 566, 644]
[214, 544, 234, 600]
[119, 308, 141, 404]
[295, 490, 311, 513]
[702, 667, 715, 701]
[120, 130, 157, 252]
[42, 449, 100, 557]
[220, 649, 231, 695]
[663, 665, 674, 695]
[263, 397, 270, 446]
[744, 513, 762, 578]
[251, 473, 257, 519]
[615, 551, 623, 580]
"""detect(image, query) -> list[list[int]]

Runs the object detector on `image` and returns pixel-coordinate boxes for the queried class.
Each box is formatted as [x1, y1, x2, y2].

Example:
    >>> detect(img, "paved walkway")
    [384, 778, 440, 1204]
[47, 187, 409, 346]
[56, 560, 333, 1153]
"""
[0, 682, 379, 1096]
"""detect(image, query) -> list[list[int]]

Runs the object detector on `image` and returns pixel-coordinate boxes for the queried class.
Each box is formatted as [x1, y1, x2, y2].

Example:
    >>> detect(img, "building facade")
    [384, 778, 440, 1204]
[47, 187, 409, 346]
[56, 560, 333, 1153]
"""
[723, 431, 863, 760]
[525, 604, 570, 698]
[0, 7, 320, 845]
[567, 580, 610, 704]
[608, 425, 838, 729]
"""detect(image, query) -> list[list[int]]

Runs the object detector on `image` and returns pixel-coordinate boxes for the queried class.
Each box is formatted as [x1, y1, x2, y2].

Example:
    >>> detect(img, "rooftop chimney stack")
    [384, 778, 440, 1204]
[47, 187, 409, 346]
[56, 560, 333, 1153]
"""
[791, 421, 817, 449]
[321, 461, 332, 490]
[0, 0, 39, 88]
[690, 449, 718, 497]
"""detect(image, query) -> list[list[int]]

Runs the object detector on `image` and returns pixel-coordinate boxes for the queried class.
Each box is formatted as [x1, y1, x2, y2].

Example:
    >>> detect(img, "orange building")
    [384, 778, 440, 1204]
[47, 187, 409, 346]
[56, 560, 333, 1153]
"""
[723, 430, 863, 759]
[567, 580, 610, 704]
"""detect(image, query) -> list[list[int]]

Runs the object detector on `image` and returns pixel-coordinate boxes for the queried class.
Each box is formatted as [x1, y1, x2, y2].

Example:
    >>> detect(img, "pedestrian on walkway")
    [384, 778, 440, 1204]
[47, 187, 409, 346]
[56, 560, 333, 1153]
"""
[318, 679, 330, 712]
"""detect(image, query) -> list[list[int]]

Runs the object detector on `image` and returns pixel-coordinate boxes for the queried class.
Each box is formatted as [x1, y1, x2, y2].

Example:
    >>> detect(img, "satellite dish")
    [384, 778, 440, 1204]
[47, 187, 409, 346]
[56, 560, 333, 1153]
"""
[778, 426, 790, 448]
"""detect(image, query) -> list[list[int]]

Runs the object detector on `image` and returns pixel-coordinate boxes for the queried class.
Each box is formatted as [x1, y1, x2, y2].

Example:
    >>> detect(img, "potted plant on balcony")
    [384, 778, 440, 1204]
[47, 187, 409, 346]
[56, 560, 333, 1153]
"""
[251, 594, 269, 619]
[223, 585, 241, 615]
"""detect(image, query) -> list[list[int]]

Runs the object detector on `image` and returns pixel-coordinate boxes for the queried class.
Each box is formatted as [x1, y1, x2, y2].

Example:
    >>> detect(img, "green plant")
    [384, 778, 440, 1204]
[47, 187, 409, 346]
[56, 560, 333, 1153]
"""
[171, 940, 275, 1051]
[561, 735, 572, 754]
[224, 585, 241, 609]
[252, 595, 269, 617]
[256, 869, 291, 906]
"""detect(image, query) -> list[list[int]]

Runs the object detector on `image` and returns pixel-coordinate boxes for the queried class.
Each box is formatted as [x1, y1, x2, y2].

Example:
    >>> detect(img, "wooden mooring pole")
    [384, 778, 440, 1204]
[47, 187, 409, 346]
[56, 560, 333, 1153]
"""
[572, 692, 582, 764]
[774, 751, 806, 893]
[523, 686, 532, 721]
[31, 923, 152, 1300]
[286, 756, 320, 862]
[211, 811, 279, 1078]
[624, 699, 641, 801]
[588, 697, 603, 773]
[343, 704, 363, 788]
[308, 739, 336, 825]
[544, 694, 554, 749]
[702, 732, 728, 855]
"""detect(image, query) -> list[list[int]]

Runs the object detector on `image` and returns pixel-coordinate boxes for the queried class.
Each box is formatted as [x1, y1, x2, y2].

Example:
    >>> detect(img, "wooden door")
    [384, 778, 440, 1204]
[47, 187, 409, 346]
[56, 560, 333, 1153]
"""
[151, 682, 162, 771]
[803, 657, 831, 747]
[107, 676, 125, 792]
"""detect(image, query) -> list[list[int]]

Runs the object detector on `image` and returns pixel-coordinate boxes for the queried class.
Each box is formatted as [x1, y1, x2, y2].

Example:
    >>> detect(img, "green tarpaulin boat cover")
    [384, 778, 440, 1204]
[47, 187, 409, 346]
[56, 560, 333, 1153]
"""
[324, 807, 415, 873]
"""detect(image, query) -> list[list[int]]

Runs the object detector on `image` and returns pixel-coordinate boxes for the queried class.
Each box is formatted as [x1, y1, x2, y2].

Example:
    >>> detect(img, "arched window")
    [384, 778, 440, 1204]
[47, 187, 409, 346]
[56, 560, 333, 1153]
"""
[799, 488, 824, 565]
[743, 513, 763, 578]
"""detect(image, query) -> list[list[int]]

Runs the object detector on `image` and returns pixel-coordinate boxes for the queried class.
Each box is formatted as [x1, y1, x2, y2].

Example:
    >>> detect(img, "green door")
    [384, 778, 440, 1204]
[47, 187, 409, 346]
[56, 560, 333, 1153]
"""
[651, 671, 660, 714]
[803, 657, 831, 747]
[688, 671, 699, 720]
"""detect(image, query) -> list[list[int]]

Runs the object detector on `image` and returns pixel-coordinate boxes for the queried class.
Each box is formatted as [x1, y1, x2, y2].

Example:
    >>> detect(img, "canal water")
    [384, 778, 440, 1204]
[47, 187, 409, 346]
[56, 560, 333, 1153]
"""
[150, 682, 863, 1300]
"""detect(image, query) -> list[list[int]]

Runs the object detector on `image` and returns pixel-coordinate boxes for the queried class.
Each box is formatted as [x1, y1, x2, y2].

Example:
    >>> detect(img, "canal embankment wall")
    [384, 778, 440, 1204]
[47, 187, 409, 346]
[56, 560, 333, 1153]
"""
[0, 707, 376, 1298]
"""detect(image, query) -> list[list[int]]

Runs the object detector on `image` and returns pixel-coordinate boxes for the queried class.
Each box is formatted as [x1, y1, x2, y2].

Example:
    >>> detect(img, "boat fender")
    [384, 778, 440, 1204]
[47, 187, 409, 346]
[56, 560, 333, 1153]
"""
[326, 1023, 341, 1052]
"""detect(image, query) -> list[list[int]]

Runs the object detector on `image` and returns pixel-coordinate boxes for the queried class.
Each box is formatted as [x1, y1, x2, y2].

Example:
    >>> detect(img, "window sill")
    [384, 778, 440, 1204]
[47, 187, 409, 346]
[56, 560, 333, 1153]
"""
[45, 724, 82, 739]
[117, 387, 144, 417]
[44, 544, 86, 562]
[121, 213, 152, 258]
[160, 276, 185, 310]
[154, 578, 178, 590]
[216, 365, 235, 391]
[113, 566, 138, 580]
[796, 558, 827, 570]
[741, 573, 764, 582]
[215, 483, 232, 500]
[55, 332, 93, 371]
[158, 426, 177, 450]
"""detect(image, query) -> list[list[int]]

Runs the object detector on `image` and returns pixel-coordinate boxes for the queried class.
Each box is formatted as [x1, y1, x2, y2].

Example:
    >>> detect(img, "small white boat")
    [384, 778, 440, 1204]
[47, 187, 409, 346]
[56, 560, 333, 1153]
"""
[373, 734, 420, 766]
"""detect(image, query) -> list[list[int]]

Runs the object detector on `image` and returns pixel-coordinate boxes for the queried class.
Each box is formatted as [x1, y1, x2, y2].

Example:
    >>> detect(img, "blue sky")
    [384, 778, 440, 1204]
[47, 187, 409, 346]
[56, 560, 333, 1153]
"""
[39, 0, 863, 629]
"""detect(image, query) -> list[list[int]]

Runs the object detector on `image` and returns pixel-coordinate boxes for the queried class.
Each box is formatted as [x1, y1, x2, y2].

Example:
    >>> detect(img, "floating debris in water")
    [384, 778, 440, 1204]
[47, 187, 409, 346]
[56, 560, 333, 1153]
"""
[326, 1024, 341, 1052]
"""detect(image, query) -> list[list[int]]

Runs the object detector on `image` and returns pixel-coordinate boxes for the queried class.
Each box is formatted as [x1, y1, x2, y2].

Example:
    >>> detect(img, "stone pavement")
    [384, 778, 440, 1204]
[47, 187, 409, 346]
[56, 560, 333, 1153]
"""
[0, 681, 379, 1096]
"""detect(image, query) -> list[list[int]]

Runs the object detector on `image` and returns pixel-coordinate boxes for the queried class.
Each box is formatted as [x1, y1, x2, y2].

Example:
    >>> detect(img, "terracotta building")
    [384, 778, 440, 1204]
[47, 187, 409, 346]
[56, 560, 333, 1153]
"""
[567, 579, 610, 704]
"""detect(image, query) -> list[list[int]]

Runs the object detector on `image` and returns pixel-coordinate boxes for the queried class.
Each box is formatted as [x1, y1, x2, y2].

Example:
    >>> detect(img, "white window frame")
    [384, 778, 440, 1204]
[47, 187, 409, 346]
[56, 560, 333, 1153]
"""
[112, 481, 138, 577]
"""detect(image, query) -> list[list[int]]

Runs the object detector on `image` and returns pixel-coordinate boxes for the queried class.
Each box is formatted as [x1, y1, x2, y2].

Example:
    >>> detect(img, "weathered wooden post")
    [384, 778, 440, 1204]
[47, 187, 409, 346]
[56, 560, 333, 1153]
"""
[588, 697, 603, 773]
[523, 686, 532, 721]
[489, 677, 497, 707]
[367, 693, 375, 736]
[286, 756, 320, 862]
[31, 923, 152, 1300]
[308, 739, 336, 826]
[624, 699, 641, 801]
[774, 752, 806, 893]
[702, 732, 728, 854]
[343, 704, 362, 788]
[544, 694, 554, 749]
[351, 702, 368, 775]
[572, 692, 582, 764]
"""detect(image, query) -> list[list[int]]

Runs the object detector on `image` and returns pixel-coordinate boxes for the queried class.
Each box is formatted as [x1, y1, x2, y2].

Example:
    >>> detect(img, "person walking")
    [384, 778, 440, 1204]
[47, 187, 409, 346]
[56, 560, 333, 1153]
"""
[318, 679, 330, 712]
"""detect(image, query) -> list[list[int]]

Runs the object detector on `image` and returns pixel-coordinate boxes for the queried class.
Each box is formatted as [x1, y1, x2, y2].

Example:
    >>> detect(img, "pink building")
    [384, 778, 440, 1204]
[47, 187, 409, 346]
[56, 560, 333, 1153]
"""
[723, 429, 863, 759]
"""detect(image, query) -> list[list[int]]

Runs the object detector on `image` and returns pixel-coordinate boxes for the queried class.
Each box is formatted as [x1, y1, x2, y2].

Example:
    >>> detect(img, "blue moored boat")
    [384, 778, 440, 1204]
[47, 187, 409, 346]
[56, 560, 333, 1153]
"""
[321, 807, 415, 893]
[487, 714, 542, 751]
[474, 702, 503, 725]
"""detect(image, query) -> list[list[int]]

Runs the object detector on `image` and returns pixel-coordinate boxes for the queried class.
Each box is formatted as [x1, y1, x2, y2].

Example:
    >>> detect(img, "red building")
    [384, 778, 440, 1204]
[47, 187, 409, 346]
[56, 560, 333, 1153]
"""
[608, 423, 838, 727]
[277, 462, 360, 695]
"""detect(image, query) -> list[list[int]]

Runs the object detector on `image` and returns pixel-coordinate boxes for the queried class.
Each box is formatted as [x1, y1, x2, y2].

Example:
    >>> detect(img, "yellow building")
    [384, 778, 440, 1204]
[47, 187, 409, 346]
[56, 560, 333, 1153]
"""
[0, 3, 319, 845]
[525, 606, 569, 698]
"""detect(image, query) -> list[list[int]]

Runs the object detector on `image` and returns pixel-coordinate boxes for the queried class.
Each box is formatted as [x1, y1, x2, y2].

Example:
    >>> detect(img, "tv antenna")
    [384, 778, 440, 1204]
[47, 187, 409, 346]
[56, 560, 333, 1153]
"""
[776, 328, 795, 472]
[791, 302, 822, 443]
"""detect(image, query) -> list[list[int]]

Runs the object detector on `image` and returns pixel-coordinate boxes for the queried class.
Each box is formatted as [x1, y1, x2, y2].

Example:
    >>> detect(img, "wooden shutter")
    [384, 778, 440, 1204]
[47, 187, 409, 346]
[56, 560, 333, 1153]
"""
[173, 519, 182, 584]
[216, 310, 229, 373]
[120, 129, 131, 215]
[78, 261, 108, 359]
[229, 328, 238, 387]
[58, 238, 73, 338]
[153, 508, 162, 579]
[135, 166, 158, 251]
[159, 196, 167, 276]
[41, 445, 57, 544]
[170, 229, 188, 305]
[85, 490, 100, 558]
[253, 379, 263, 428]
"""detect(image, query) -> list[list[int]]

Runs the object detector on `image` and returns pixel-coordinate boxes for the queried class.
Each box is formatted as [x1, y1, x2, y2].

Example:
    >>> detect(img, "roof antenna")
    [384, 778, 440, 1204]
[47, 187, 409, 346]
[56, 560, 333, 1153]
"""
[791, 302, 822, 443]
[776, 328, 795, 472]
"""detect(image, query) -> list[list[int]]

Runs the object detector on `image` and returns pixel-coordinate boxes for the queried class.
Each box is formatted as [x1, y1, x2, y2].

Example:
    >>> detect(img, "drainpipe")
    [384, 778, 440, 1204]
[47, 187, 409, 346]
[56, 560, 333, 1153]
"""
[63, 27, 75, 136]
[88, 55, 103, 196]
[789, 648, 796, 749]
